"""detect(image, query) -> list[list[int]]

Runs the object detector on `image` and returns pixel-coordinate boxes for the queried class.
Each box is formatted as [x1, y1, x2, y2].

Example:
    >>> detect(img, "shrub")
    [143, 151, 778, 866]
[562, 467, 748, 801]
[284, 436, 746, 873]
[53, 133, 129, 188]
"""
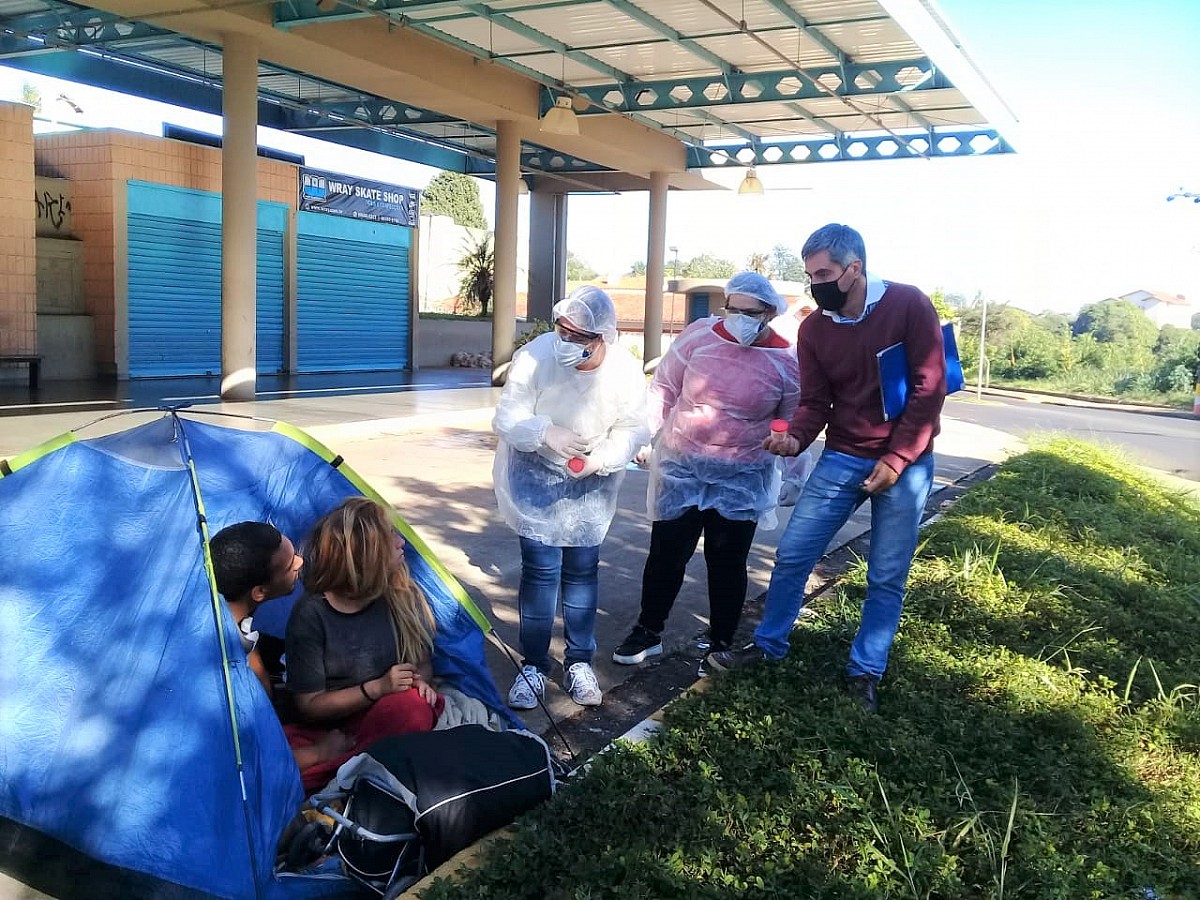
[513, 319, 552, 351]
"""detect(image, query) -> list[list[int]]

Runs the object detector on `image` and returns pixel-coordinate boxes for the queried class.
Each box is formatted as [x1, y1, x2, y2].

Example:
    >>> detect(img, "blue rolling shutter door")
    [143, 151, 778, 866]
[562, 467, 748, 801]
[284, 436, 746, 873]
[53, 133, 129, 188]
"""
[255, 228, 285, 375]
[126, 182, 286, 377]
[296, 212, 410, 372]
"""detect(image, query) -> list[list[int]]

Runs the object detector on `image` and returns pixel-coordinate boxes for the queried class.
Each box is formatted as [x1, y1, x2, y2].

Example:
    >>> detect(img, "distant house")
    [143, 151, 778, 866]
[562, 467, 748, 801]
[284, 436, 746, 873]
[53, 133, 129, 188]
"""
[1119, 289, 1194, 329]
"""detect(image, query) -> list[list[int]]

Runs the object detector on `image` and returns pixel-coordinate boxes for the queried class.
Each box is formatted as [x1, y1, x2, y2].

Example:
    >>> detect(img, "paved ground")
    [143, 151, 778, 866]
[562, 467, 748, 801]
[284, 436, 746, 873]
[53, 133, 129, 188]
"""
[0, 371, 1023, 733]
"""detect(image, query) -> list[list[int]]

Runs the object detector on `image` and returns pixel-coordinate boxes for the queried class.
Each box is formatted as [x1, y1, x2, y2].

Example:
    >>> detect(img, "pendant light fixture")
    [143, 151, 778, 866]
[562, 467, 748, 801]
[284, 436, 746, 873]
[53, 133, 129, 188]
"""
[540, 96, 579, 135]
[737, 167, 764, 195]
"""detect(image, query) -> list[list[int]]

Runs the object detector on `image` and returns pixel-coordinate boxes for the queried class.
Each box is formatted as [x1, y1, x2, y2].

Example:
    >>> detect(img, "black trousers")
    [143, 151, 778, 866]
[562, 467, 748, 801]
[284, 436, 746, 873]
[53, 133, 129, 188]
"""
[637, 506, 758, 650]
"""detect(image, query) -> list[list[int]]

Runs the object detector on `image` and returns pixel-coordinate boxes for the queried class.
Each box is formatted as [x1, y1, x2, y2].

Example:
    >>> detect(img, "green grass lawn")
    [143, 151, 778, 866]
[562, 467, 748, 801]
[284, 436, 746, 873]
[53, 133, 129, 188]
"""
[423, 440, 1200, 899]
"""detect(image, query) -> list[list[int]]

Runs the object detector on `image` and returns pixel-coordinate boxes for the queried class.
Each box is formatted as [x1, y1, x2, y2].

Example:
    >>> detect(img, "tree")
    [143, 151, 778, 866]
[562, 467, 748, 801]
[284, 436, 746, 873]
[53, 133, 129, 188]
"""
[421, 171, 487, 229]
[1191, 311, 1200, 331]
[959, 303, 1033, 354]
[566, 252, 598, 282]
[1151, 325, 1200, 390]
[1071, 299, 1158, 349]
[929, 290, 955, 322]
[20, 81, 41, 112]
[456, 232, 494, 317]
[680, 253, 736, 279]
[628, 260, 647, 277]
[1032, 312, 1071, 336]
[746, 251, 770, 275]
[769, 244, 806, 281]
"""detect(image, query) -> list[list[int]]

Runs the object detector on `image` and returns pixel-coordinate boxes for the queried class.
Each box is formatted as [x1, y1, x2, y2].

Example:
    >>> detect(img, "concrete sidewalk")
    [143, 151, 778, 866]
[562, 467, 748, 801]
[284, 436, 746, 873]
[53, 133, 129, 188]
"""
[0, 374, 1023, 730]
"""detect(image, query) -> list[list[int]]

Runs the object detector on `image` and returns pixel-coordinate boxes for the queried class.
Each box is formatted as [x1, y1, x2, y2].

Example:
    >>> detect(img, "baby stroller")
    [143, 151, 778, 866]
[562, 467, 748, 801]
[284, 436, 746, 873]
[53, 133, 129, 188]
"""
[285, 725, 557, 898]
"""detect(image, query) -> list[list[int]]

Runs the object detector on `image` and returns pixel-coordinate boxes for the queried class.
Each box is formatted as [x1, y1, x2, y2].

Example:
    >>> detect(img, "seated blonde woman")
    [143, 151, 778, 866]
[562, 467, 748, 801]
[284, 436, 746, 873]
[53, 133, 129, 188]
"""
[284, 496, 442, 791]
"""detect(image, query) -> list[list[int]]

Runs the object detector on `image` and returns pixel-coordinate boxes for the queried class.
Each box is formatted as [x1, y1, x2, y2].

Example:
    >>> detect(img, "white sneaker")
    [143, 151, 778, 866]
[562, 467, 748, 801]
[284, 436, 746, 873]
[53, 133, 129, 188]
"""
[564, 662, 603, 706]
[507, 665, 546, 710]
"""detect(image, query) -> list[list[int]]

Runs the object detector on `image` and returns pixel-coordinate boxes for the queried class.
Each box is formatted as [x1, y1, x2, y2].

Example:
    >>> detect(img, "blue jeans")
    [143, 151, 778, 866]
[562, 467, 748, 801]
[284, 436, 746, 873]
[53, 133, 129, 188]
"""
[517, 537, 600, 673]
[754, 450, 935, 679]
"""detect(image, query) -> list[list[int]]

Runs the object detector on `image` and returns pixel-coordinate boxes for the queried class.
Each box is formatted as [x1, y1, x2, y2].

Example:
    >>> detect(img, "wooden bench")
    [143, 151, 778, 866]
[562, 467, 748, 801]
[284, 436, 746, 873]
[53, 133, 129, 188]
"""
[0, 355, 42, 390]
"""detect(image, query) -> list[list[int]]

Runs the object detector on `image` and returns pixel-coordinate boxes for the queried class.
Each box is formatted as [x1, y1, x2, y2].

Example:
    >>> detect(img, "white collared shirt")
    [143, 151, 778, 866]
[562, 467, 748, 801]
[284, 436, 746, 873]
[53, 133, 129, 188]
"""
[822, 272, 887, 325]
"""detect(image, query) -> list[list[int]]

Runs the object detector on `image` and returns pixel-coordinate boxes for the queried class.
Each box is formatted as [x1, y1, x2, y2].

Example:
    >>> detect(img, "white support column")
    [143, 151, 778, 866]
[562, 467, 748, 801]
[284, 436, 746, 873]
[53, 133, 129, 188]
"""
[643, 171, 669, 365]
[220, 32, 258, 401]
[491, 119, 520, 385]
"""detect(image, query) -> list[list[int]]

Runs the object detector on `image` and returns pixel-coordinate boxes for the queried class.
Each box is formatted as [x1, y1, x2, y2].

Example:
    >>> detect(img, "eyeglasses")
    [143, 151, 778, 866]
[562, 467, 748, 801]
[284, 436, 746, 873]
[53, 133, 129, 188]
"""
[554, 323, 600, 344]
[721, 304, 769, 319]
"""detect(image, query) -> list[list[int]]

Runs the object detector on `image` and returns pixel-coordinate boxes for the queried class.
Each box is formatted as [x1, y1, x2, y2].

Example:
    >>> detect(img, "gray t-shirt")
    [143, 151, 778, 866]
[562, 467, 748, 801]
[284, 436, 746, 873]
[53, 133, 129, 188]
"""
[284, 592, 398, 694]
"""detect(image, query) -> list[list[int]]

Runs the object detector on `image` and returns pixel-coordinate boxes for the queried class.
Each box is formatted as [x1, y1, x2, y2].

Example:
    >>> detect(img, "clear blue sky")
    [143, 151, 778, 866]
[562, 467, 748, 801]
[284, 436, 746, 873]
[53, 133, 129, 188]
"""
[3, 0, 1198, 315]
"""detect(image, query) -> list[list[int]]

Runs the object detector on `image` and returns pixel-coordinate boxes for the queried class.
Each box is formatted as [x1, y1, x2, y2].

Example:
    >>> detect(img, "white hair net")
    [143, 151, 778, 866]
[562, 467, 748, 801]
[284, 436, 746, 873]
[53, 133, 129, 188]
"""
[551, 286, 619, 344]
[724, 271, 787, 316]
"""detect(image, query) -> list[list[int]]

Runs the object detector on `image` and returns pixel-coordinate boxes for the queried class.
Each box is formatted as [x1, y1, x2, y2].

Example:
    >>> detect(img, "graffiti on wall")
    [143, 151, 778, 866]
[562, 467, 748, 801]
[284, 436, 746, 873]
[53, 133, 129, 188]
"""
[34, 177, 74, 237]
[35, 190, 72, 231]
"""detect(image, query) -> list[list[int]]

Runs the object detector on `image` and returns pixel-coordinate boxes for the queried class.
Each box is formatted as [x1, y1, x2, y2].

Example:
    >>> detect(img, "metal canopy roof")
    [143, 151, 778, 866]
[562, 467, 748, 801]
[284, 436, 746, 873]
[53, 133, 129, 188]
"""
[0, 0, 1015, 186]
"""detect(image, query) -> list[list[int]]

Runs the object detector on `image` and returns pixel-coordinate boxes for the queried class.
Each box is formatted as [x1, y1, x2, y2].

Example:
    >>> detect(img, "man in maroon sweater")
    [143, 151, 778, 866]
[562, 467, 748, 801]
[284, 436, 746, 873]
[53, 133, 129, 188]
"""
[708, 224, 946, 713]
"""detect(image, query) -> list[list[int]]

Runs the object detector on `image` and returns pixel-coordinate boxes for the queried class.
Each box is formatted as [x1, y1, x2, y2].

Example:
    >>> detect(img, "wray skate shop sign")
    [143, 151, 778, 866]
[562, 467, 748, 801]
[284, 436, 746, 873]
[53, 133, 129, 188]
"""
[299, 168, 420, 227]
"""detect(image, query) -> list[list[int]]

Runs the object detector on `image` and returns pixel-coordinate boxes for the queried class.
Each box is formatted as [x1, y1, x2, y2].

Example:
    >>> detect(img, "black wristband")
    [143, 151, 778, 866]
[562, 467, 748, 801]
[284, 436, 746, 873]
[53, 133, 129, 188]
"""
[360, 681, 375, 703]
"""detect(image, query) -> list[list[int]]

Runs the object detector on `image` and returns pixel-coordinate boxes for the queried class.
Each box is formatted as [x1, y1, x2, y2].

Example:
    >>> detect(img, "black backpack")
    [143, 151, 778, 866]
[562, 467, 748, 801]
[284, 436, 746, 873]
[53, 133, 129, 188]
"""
[314, 725, 557, 896]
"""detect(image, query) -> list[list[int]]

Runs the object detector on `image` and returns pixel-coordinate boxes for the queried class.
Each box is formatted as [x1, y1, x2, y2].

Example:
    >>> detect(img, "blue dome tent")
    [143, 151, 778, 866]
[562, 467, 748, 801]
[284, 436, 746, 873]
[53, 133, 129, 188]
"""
[0, 412, 509, 899]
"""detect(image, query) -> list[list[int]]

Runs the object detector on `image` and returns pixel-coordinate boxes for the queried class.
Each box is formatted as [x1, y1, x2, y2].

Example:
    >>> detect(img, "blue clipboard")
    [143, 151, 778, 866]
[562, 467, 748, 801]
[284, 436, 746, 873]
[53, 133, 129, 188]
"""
[876, 323, 965, 422]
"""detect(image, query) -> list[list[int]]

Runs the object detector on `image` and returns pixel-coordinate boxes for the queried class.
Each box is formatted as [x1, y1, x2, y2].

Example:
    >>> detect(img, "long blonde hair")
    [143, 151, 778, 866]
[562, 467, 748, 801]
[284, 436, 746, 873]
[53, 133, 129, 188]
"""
[303, 496, 435, 665]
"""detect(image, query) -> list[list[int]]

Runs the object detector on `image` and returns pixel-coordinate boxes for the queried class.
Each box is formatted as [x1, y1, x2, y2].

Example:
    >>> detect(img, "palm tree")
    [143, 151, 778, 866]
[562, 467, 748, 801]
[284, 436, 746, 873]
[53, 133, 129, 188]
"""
[456, 233, 494, 317]
[746, 251, 770, 275]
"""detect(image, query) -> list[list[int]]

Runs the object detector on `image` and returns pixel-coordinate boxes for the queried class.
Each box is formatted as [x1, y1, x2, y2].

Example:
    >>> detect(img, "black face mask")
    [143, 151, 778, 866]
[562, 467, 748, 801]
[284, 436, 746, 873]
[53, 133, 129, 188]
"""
[809, 263, 859, 312]
[809, 279, 849, 312]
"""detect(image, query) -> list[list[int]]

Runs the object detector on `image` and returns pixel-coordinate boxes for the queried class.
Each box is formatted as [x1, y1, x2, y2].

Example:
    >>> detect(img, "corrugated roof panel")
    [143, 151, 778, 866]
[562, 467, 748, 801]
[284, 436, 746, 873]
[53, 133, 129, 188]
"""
[138, 44, 222, 75]
[895, 87, 969, 111]
[422, 18, 550, 56]
[795, 109, 947, 131]
[583, 41, 720, 81]
[512, 2, 663, 48]
[818, 19, 921, 61]
[511, 52, 609, 84]
[690, 32, 833, 70]
[693, 31, 838, 69]
[644, 0, 791, 36]
[704, 100, 822, 123]
[258, 74, 356, 102]
[793, 0, 888, 24]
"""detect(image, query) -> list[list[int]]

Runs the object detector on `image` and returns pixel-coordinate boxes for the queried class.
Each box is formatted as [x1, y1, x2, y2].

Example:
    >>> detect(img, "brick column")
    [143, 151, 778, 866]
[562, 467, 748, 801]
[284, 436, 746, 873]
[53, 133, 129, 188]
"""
[0, 102, 37, 360]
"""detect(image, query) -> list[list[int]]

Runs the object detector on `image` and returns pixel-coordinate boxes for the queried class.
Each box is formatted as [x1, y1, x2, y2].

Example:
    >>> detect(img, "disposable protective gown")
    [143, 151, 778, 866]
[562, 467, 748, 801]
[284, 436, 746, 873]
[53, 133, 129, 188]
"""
[493, 332, 649, 547]
[649, 318, 803, 525]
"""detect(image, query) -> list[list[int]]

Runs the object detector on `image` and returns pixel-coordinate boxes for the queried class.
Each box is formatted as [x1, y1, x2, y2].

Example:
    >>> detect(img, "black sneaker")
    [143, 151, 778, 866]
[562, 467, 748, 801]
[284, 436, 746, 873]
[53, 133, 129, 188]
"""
[612, 625, 664, 665]
[848, 674, 879, 713]
[704, 643, 765, 673]
[695, 640, 729, 678]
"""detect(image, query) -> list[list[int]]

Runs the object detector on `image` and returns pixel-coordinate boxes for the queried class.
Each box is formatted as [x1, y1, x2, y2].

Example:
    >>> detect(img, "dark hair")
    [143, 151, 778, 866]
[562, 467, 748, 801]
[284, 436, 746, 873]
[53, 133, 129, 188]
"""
[210, 522, 283, 601]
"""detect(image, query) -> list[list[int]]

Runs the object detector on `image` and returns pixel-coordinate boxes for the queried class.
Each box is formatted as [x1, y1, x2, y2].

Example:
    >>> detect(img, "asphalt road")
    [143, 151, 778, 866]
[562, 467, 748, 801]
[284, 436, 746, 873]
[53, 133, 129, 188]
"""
[945, 393, 1199, 481]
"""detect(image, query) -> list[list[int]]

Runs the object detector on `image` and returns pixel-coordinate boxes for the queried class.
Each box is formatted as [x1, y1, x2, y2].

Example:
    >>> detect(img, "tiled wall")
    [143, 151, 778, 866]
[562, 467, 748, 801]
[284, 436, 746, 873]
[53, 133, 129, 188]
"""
[0, 103, 37, 357]
[35, 130, 297, 375]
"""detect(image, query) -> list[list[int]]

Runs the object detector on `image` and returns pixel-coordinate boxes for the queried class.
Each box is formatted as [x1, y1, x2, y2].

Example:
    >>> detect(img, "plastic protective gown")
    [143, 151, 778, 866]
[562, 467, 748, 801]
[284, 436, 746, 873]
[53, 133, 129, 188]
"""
[649, 318, 802, 524]
[493, 331, 649, 547]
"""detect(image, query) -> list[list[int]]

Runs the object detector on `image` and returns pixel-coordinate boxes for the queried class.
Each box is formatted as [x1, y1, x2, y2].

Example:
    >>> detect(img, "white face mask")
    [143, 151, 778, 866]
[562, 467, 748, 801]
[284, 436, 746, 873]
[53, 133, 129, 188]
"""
[724, 312, 766, 346]
[554, 335, 593, 368]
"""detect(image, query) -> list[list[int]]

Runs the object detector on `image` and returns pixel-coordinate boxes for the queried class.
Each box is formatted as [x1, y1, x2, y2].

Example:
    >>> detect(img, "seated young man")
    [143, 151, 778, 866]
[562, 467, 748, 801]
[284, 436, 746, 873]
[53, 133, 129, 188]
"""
[210, 522, 350, 772]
